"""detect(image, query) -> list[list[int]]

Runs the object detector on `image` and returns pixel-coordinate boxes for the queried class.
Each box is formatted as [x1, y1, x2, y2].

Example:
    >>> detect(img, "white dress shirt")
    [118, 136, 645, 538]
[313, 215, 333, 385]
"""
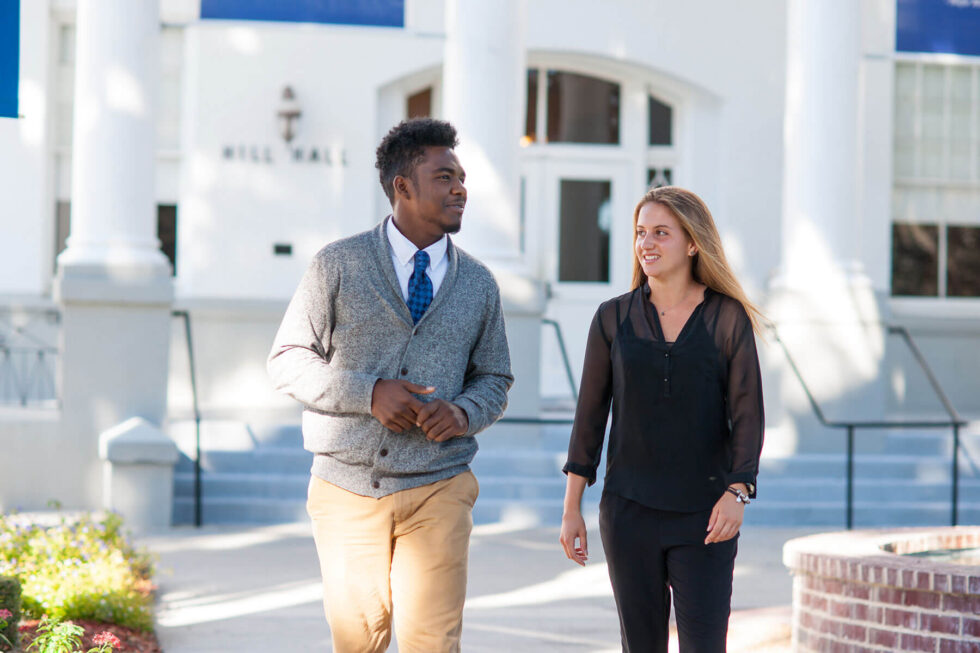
[386, 217, 448, 302]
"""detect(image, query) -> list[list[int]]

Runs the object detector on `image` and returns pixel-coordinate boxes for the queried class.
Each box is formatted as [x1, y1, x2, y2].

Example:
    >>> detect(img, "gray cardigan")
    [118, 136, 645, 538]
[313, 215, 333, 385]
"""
[268, 217, 513, 497]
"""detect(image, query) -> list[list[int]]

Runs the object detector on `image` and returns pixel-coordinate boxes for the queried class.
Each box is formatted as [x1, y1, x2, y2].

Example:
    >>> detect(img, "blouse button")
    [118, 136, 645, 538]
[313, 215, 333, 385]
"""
[400, 367, 408, 376]
[372, 481, 380, 489]
[379, 449, 388, 457]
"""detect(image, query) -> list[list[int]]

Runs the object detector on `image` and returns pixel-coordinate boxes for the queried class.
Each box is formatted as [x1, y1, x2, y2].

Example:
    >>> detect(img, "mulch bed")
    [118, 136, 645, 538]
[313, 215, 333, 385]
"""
[17, 619, 162, 653]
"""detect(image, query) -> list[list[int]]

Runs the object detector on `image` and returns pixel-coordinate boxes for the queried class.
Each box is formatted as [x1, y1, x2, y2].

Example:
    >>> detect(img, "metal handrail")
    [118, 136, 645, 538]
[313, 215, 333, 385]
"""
[771, 324, 968, 528]
[542, 318, 578, 401]
[172, 310, 203, 527]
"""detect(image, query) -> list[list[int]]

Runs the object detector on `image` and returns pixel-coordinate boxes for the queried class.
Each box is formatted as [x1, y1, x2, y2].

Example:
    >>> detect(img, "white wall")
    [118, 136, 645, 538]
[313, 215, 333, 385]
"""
[177, 22, 444, 300]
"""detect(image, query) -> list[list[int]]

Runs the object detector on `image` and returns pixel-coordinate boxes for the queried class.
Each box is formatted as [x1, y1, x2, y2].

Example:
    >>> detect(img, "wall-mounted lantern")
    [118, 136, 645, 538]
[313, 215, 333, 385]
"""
[277, 86, 301, 143]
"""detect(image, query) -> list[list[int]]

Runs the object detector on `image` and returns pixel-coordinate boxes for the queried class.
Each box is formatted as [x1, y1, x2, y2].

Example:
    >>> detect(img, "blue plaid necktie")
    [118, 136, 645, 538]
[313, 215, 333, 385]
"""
[407, 250, 433, 324]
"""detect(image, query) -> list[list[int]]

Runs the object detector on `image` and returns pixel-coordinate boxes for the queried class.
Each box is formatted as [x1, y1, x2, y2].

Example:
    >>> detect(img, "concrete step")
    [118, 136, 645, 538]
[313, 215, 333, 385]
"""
[742, 501, 980, 528]
[759, 453, 980, 481]
[759, 478, 980, 503]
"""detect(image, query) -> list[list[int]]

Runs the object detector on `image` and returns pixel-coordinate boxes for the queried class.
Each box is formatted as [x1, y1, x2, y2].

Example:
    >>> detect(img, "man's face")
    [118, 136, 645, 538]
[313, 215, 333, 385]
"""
[400, 146, 467, 239]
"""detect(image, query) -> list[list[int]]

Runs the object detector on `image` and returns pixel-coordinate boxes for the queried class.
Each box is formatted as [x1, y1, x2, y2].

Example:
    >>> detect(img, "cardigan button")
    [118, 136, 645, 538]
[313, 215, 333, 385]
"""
[400, 367, 408, 376]
[372, 481, 380, 489]
[379, 449, 388, 457]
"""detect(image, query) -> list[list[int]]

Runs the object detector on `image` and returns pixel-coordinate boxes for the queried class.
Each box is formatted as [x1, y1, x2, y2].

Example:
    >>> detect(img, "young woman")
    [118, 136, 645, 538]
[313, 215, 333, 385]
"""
[559, 186, 765, 652]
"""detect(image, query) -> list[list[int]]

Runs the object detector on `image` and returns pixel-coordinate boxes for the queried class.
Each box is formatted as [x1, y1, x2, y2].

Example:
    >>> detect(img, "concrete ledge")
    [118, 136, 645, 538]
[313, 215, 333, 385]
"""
[100, 417, 179, 464]
[99, 417, 178, 532]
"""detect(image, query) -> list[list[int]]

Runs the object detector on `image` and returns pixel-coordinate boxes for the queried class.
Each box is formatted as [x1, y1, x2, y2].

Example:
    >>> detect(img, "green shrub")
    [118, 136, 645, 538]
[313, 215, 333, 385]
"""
[0, 512, 154, 632]
[0, 574, 20, 651]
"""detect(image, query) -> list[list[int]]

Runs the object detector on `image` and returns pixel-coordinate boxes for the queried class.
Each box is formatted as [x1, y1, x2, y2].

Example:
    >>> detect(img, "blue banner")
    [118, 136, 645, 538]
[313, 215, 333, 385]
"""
[0, 0, 18, 118]
[201, 0, 404, 28]
[897, 0, 980, 57]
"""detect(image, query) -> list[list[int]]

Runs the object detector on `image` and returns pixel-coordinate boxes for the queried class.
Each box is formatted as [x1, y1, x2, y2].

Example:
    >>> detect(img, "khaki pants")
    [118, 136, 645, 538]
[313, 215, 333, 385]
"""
[307, 471, 479, 653]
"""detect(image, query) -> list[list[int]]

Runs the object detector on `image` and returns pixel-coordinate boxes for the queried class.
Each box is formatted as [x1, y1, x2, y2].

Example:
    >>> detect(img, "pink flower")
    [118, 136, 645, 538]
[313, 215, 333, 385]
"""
[93, 631, 122, 648]
[0, 608, 11, 620]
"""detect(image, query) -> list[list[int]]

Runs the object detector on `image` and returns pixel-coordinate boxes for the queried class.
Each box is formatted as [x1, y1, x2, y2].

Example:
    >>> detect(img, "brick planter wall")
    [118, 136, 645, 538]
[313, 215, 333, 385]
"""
[783, 528, 980, 652]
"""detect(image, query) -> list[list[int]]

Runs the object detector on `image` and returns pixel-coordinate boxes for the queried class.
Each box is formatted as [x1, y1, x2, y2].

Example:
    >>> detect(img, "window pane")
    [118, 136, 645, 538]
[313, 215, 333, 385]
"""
[891, 223, 938, 296]
[648, 168, 673, 188]
[949, 67, 973, 181]
[947, 225, 980, 297]
[54, 201, 71, 269]
[920, 65, 945, 178]
[893, 63, 917, 179]
[524, 69, 538, 143]
[407, 87, 432, 119]
[158, 204, 178, 276]
[648, 95, 672, 145]
[558, 180, 611, 282]
[546, 71, 619, 144]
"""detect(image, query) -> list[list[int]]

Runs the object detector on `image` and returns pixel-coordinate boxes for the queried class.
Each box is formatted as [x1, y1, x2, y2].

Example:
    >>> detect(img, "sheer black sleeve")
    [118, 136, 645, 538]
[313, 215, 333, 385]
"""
[563, 302, 616, 485]
[719, 301, 764, 497]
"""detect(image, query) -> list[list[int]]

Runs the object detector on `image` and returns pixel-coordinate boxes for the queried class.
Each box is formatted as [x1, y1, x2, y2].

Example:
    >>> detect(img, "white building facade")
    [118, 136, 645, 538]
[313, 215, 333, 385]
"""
[2, 0, 979, 524]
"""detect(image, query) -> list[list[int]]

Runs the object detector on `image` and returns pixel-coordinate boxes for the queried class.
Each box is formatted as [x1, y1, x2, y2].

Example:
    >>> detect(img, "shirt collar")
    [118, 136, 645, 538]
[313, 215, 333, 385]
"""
[386, 216, 448, 268]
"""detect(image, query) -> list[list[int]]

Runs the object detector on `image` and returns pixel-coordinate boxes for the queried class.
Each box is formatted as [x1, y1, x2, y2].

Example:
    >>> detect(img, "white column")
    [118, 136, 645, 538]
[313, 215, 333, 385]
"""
[442, 1, 544, 419]
[767, 0, 886, 454]
[777, 0, 865, 289]
[442, 0, 525, 262]
[58, 0, 170, 277]
[53, 0, 173, 512]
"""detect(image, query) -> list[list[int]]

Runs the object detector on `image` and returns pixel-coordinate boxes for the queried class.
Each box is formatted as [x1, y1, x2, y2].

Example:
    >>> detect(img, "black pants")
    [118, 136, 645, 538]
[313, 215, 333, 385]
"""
[599, 492, 737, 653]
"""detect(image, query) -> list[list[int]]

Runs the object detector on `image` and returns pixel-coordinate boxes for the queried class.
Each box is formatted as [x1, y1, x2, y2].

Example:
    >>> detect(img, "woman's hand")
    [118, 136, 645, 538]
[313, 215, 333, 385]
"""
[560, 510, 589, 565]
[704, 484, 746, 544]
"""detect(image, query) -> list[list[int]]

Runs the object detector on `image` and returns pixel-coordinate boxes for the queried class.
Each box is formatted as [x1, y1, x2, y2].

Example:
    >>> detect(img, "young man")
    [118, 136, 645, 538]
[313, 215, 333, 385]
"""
[268, 118, 513, 653]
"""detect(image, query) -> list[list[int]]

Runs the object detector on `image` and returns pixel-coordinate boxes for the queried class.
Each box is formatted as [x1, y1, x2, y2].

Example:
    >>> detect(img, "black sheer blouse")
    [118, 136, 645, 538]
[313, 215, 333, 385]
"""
[563, 286, 764, 513]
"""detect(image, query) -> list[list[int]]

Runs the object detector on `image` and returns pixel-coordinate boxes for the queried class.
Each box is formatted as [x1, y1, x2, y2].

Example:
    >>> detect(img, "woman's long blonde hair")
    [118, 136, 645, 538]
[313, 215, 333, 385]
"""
[631, 186, 767, 335]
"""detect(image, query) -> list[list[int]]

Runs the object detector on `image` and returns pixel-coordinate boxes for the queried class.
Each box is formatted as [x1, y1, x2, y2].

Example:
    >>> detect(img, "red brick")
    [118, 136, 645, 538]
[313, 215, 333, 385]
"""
[920, 613, 961, 635]
[842, 623, 867, 642]
[877, 587, 903, 604]
[939, 638, 980, 653]
[844, 583, 871, 600]
[970, 576, 980, 595]
[901, 633, 938, 652]
[900, 569, 912, 586]
[853, 603, 872, 622]
[953, 575, 968, 593]
[800, 610, 817, 629]
[917, 572, 932, 590]
[884, 607, 918, 628]
[803, 591, 828, 612]
[964, 617, 980, 636]
[830, 599, 851, 618]
[873, 565, 885, 584]
[945, 593, 980, 615]
[819, 616, 842, 636]
[905, 589, 942, 609]
[870, 628, 899, 648]
[935, 574, 950, 592]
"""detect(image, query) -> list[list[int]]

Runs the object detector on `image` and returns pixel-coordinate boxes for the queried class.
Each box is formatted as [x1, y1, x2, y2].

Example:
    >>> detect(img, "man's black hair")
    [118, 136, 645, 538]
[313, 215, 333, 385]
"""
[375, 118, 459, 203]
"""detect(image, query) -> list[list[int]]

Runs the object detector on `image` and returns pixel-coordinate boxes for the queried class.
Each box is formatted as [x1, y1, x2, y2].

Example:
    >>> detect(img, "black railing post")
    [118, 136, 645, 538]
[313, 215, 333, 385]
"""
[846, 425, 855, 530]
[952, 423, 960, 527]
[174, 310, 203, 528]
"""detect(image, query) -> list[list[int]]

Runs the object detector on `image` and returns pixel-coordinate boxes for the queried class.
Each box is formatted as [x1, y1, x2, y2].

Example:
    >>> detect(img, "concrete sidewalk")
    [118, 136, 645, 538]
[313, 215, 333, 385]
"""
[141, 518, 821, 652]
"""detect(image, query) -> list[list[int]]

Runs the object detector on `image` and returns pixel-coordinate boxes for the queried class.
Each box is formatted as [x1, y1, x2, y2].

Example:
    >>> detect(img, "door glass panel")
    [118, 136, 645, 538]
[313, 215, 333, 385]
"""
[407, 87, 432, 118]
[648, 95, 672, 145]
[559, 180, 611, 282]
[546, 71, 619, 144]
[524, 70, 538, 144]
[947, 225, 980, 297]
[891, 223, 938, 296]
